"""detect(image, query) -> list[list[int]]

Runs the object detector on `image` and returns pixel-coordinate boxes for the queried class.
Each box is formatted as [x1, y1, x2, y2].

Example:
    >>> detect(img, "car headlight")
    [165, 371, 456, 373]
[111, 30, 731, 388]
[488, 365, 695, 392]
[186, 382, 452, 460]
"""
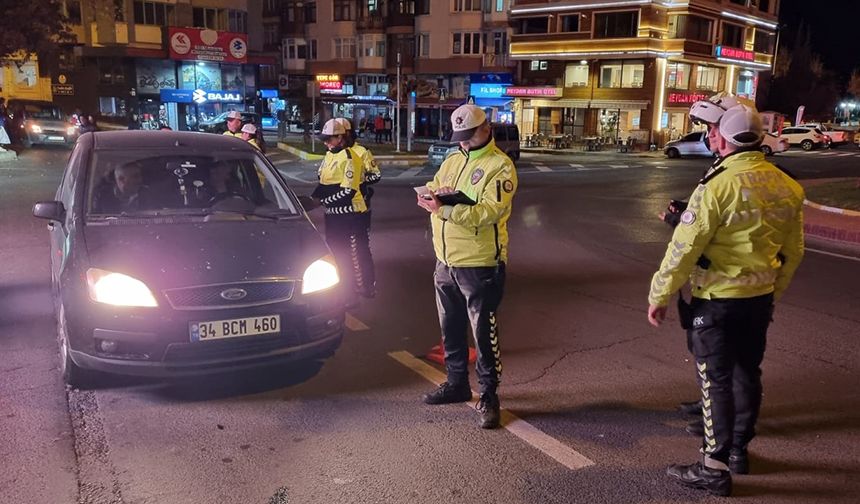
[30, 124, 42, 134]
[301, 257, 339, 294]
[86, 268, 158, 307]
[67, 126, 78, 136]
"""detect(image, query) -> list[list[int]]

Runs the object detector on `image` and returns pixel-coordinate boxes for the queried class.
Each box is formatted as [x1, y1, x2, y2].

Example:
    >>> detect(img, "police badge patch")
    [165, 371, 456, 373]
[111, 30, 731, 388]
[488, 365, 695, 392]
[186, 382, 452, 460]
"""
[346, 170, 354, 178]
[471, 169, 484, 185]
[680, 210, 697, 225]
[502, 180, 513, 193]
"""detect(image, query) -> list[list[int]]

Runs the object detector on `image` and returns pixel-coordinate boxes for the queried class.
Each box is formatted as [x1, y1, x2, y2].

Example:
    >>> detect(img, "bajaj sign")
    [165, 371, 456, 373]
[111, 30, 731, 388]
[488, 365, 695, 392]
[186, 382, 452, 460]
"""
[193, 89, 243, 104]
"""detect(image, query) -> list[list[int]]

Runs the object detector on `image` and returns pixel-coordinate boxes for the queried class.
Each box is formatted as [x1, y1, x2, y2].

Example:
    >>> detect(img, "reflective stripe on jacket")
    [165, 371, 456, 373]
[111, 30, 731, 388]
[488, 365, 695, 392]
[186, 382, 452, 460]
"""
[427, 138, 517, 267]
[314, 147, 367, 214]
[648, 151, 805, 307]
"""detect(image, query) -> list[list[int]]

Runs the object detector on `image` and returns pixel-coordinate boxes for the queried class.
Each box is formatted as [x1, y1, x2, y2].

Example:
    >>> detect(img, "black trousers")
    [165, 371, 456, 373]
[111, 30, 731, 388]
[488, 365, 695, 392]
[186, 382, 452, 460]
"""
[324, 213, 375, 298]
[434, 261, 506, 395]
[687, 294, 773, 467]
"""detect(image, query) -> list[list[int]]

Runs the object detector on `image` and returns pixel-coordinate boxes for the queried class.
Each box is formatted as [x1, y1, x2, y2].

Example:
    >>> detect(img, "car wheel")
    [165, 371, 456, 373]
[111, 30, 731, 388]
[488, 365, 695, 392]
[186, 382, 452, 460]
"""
[57, 303, 97, 389]
[761, 145, 773, 156]
[801, 139, 814, 151]
[666, 148, 680, 159]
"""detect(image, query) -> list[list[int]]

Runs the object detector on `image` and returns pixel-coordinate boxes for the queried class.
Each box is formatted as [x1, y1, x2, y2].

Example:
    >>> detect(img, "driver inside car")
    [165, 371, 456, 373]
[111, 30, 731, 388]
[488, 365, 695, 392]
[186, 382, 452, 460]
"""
[91, 162, 151, 214]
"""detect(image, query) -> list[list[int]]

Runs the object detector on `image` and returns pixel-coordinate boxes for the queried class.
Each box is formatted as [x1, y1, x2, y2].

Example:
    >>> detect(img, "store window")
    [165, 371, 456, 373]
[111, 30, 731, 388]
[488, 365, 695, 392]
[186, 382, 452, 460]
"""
[696, 65, 723, 92]
[334, 38, 356, 59]
[99, 97, 127, 117]
[452, 33, 481, 55]
[134, 0, 174, 26]
[666, 62, 691, 90]
[97, 58, 125, 85]
[668, 15, 712, 43]
[594, 11, 638, 39]
[562, 108, 585, 136]
[564, 63, 588, 87]
[754, 30, 775, 54]
[221, 65, 243, 90]
[560, 15, 580, 32]
[454, 0, 480, 12]
[519, 17, 549, 34]
[736, 70, 755, 98]
[599, 60, 644, 88]
[721, 23, 745, 49]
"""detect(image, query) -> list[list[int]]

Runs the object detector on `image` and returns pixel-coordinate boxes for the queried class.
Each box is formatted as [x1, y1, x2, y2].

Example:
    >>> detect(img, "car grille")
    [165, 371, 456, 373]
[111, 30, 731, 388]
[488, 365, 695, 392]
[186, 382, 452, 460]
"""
[162, 332, 300, 363]
[163, 280, 295, 310]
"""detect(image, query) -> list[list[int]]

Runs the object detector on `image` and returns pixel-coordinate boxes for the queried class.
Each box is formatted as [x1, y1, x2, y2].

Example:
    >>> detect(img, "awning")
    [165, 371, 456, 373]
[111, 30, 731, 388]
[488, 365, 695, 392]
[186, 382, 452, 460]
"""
[589, 100, 650, 110]
[529, 99, 589, 108]
[475, 98, 513, 108]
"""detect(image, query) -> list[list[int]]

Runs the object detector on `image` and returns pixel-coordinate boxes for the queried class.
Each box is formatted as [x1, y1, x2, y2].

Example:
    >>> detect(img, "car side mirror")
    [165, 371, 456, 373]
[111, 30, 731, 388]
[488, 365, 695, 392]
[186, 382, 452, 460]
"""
[33, 201, 66, 222]
[297, 195, 319, 211]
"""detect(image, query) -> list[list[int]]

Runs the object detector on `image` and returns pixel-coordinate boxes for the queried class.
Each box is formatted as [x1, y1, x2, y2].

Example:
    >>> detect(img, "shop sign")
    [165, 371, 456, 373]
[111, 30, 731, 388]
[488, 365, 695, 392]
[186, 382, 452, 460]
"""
[159, 88, 242, 104]
[52, 84, 74, 96]
[316, 74, 343, 93]
[667, 92, 710, 105]
[168, 27, 248, 64]
[715, 45, 755, 62]
[259, 89, 278, 99]
[504, 87, 562, 98]
[469, 83, 508, 99]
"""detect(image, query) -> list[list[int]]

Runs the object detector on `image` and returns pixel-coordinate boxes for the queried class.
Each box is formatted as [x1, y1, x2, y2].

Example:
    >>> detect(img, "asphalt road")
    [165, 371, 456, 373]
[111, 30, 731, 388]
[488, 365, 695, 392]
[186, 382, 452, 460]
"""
[1, 143, 859, 504]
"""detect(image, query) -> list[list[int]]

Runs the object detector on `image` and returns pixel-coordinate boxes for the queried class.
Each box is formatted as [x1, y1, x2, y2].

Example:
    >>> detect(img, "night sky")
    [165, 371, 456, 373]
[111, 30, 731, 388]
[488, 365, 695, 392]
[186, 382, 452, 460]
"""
[778, 0, 860, 79]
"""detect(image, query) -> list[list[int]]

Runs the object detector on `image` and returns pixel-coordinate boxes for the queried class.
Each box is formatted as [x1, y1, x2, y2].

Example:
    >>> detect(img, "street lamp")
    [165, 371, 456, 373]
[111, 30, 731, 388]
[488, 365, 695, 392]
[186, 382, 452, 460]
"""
[396, 51, 401, 153]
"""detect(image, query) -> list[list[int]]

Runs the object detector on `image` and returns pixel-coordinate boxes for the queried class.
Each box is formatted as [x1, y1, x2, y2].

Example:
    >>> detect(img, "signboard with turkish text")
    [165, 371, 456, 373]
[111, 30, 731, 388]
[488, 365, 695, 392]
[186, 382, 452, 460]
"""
[52, 84, 74, 96]
[159, 88, 243, 104]
[169, 27, 248, 64]
[316, 74, 343, 93]
[715, 45, 755, 62]
[504, 87, 562, 98]
[667, 92, 710, 105]
[469, 83, 508, 99]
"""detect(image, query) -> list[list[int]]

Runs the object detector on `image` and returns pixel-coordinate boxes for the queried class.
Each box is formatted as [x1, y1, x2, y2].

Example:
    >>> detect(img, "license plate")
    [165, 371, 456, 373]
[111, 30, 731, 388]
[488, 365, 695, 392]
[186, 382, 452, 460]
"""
[47, 136, 65, 141]
[190, 315, 280, 342]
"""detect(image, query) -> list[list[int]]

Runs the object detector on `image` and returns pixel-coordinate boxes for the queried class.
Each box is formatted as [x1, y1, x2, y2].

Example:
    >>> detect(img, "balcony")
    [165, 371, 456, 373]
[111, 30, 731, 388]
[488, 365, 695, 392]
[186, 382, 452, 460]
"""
[357, 13, 385, 31]
[281, 21, 306, 37]
[510, 37, 686, 60]
[482, 53, 516, 69]
[90, 22, 130, 46]
[385, 11, 414, 29]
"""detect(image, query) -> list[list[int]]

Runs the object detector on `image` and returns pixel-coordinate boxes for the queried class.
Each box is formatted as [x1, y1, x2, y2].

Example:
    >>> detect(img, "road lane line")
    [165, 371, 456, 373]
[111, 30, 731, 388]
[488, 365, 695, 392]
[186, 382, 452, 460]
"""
[569, 163, 584, 169]
[609, 164, 629, 169]
[271, 158, 292, 165]
[655, 166, 669, 170]
[820, 151, 838, 156]
[388, 350, 595, 471]
[398, 166, 424, 178]
[806, 247, 860, 262]
[345, 314, 370, 331]
[836, 153, 854, 157]
[535, 165, 552, 172]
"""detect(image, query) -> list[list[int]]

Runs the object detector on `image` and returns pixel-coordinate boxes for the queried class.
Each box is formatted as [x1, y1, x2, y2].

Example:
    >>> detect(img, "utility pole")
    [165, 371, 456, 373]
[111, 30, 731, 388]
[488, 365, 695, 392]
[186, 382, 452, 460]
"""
[396, 51, 401, 153]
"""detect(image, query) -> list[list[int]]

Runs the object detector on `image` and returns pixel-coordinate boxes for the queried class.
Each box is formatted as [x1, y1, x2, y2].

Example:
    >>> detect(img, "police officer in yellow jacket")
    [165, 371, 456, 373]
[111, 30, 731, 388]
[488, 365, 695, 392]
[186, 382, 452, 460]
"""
[222, 110, 243, 137]
[417, 104, 517, 429]
[312, 118, 374, 300]
[647, 104, 804, 496]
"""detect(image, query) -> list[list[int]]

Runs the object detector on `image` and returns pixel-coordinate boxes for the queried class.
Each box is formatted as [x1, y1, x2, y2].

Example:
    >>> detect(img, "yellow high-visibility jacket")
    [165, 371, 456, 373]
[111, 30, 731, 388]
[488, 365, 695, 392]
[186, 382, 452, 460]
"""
[649, 151, 805, 307]
[314, 147, 366, 214]
[427, 139, 517, 267]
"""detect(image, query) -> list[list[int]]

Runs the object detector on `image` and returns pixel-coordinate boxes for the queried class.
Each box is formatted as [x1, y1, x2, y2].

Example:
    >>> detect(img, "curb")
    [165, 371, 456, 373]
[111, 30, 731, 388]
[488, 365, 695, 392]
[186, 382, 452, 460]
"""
[0, 149, 18, 163]
[277, 142, 325, 161]
[803, 199, 860, 218]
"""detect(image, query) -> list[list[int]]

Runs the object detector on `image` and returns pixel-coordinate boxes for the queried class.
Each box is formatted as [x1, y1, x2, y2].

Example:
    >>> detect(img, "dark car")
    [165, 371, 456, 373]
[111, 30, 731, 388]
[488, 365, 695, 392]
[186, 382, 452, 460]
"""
[9, 100, 78, 147]
[198, 111, 260, 134]
[34, 131, 345, 388]
[427, 122, 520, 167]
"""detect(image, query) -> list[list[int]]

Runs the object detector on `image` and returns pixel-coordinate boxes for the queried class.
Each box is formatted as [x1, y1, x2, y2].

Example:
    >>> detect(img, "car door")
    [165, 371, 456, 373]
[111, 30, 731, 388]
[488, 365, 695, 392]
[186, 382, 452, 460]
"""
[49, 144, 83, 285]
[678, 132, 705, 155]
[782, 128, 800, 144]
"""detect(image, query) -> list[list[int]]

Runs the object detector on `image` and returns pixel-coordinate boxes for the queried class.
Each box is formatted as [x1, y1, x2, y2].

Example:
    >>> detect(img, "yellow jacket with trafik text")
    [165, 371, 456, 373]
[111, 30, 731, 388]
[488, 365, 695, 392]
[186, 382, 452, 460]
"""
[313, 147, 366, 214]
[649, 151, 805, 307]
[427, 139, 517, 267]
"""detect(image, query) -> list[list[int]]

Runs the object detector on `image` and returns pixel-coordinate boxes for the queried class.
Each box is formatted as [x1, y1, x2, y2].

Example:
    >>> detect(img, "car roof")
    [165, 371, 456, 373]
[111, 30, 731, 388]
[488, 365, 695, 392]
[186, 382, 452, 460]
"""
[89, 130, 258, 152]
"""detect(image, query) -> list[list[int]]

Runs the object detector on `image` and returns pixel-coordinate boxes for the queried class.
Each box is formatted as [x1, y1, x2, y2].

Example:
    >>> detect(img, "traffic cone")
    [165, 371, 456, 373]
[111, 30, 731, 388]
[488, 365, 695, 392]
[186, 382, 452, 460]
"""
[424, 338, 476, 365]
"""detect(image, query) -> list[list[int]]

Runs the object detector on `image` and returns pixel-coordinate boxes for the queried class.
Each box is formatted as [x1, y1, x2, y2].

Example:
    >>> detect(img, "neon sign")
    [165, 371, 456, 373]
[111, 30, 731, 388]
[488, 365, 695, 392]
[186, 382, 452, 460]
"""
[504, 87, 562, 97]
[667, 92, 710, 105]
[715, 45, 755, 62]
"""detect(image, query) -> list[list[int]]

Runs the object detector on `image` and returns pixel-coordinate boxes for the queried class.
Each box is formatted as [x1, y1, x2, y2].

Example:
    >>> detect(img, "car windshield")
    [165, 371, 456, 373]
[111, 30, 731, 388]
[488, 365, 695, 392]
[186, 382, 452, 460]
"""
[24, 104, 63, 120]
[85, 150, 300, 219]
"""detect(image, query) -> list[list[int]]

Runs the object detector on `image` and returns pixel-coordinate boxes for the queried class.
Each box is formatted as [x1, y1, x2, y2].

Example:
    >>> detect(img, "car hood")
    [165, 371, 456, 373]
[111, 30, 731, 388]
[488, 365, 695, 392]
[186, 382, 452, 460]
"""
[83, 219, 328, 290]
[26, 118, 69, 129]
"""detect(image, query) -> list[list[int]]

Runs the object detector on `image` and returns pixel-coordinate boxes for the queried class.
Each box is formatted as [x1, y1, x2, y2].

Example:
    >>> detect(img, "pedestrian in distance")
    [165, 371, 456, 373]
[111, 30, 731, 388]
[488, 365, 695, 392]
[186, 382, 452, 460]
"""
[647, 103, 805, 497]
[416, 104, 518, 430]
[383, 114, 393, 142]
[311, 118, 374, 304]
[223, 110, 243, 138]
[374, 114, 384, 144]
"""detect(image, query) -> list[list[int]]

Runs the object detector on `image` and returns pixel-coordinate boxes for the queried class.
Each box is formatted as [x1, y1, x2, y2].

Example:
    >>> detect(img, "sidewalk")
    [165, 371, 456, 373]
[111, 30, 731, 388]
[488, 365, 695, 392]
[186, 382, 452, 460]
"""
[521, 146, 665, 158]
[801, 179, 860, 246]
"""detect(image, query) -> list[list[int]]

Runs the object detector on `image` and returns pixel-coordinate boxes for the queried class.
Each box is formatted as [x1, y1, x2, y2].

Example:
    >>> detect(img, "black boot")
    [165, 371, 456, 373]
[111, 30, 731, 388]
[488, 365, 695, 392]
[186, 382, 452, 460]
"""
[423, 382, 472, 405]
[729, 448, 749, 475]
[666, 462, 732, 497]
[678, 399, 703, 416]
[476, 392, 501, 429]
[685, 419, 704, 436]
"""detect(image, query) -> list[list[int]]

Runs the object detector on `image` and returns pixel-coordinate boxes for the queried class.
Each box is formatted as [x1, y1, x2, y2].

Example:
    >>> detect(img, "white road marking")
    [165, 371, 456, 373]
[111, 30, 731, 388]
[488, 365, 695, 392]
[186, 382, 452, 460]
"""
[270, 158, 292, 165]
[820, 151, 838, 156]
[836, 153, 854, 157]
[398, 166, 424, 178]
[647, 161, 664, 165]
[388, 350, 596, 471]
[569, 163, 584, 169]
[345, 314, 370, 331]
[608, 165, 629, 169]
[806, 247, 860, 262]
[535, 165, 552, 172]
[655, 166, 669, 170]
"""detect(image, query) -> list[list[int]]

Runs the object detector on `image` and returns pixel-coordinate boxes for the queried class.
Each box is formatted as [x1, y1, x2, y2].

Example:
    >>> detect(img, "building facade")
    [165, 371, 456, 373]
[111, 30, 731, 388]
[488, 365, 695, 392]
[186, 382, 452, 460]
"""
[279, 0, 517, 139]
[509, 0, 778, 146]
[10, 0, 277, 130]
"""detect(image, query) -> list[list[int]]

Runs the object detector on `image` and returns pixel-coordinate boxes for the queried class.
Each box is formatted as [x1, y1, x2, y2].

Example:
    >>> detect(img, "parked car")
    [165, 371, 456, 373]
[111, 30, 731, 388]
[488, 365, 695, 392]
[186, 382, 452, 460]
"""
[760, 132, 789, 156]
[855, 131, 860, 149]
[33, 131, 345, 388]
[198, 111, 260, 134]
[664, 131, 713, 158]
[428, 122, 520, 166]
[9, 100, 78, 147]
[799, 123, 848, 144]
[781, 126, 828, 151]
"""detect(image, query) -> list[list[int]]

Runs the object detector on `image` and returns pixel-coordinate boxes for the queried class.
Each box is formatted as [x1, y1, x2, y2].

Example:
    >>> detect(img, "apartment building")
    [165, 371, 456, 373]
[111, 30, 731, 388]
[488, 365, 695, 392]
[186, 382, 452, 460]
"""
[508, 0, 778, 145]
[279, 0, 516, 138]
[8, 0, 276, 130]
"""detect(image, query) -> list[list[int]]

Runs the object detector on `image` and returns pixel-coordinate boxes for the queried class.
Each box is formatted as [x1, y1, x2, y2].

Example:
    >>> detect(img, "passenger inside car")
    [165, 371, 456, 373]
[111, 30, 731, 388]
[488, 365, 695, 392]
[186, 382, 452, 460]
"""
[91, 162, 151, 214]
